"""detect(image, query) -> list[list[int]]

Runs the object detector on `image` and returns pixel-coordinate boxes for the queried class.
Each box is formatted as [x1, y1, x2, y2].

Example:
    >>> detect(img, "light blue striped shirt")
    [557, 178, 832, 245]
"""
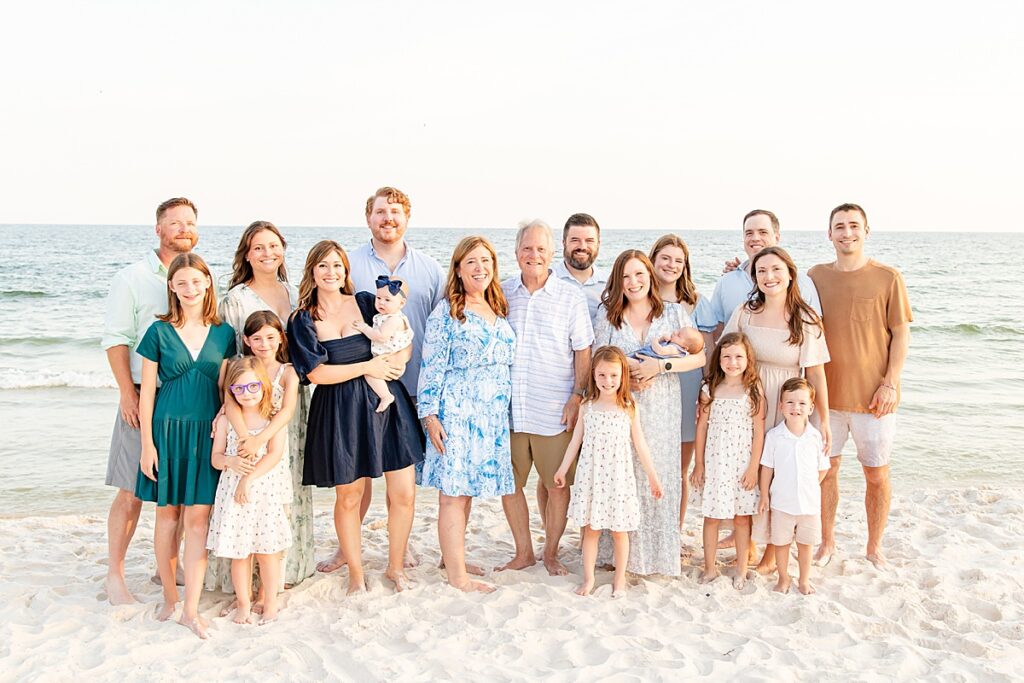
[502, 271, 594, 436]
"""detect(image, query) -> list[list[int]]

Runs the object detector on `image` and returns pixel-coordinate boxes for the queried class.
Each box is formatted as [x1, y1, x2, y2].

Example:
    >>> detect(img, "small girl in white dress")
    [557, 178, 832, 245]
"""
[207, 358, 292, 625]
[353, 276, 414, 412]
[690, 332, 766, 589]
[554, 346, 663, 598]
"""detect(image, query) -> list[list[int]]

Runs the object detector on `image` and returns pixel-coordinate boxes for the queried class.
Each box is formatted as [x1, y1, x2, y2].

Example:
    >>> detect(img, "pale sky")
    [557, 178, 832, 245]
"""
[1, 1, 1021, 231]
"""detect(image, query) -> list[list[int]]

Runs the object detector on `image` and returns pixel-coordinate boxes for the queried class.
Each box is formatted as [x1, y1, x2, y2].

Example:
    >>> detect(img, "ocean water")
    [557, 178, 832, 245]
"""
[1, 225, 1020, 517]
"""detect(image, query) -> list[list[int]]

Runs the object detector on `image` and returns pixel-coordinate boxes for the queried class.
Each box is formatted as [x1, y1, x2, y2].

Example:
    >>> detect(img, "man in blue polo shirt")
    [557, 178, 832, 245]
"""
[695, 209, 821, 335]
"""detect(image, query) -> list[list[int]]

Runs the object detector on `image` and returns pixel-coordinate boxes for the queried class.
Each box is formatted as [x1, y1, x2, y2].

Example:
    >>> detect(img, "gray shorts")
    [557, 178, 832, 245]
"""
[829, 410, 896, 468]
[106, 410, 142, 493]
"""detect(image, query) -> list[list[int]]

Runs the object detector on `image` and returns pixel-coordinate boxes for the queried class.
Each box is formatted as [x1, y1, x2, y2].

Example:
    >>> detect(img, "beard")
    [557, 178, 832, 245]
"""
[565, 249, 596, 270]
[164, 234, 198, 253]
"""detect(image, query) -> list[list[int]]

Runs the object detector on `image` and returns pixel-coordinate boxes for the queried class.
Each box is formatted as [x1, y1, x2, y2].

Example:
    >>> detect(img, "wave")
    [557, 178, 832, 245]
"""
[0, 289, 50, 299]
[0, 336, 99, 349]
[915, 323, 1022, 337]
[0, 368, 115, 390]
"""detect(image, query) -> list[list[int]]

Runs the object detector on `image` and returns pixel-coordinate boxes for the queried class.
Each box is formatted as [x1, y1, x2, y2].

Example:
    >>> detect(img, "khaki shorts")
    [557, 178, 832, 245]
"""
[511, 431, 574, 489]
[106, 409, 142, 493]
[770, 510, 822, 546]
[830, 410, 896, 467]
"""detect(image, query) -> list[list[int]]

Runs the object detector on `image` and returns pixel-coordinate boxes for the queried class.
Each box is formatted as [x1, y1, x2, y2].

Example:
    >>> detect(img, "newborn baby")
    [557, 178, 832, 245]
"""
[630, 326, 704, 361]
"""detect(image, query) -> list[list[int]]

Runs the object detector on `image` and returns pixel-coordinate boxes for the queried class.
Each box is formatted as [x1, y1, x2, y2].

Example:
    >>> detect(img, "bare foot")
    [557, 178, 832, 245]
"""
[259, 606, 279, 625]
[679, 544, 695, 559]
[252, 602, 264, 616]
[773, 577, 792, 593]
[798, 579, 816, 595]
[697, 569, 720, 584]
[375, 394, 395, 413]
[755, 558, 777, 576]
[104, 575, 138, 605]
[718, 532, 736, 549]
[496, 554, 537, 572]
[543, 556, 568, 576]
[219, 600, 237, 618]
[156, 601, 177, 621]
[404, 546, 419, 569]
[346, 576, 368, 595]
[439, 559, 486, 576]
[385, 568, 413, 593]
[733, 570, 751, 590]
[449, 577, 496, 593]
[233, 604, 252, 625]
[611, 577, 628, 598]
[574, 578, 595, 596]
[866, 551, 888, 569]
[316, 551, 347, 573]
[179, 614, 209, 639]
[813, 544, 835, 567]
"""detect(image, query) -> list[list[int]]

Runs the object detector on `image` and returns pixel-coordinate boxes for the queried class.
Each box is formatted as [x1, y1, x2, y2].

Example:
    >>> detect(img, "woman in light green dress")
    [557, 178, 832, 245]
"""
[205, 221, 315, 593]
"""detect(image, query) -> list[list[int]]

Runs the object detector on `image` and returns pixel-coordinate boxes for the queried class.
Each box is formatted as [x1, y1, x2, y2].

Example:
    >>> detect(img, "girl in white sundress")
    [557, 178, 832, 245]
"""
[207, 358, 292, 625]
[690, 332, 766, 590]
[554, 346, 664, 598]
[353, 276, 415, 412]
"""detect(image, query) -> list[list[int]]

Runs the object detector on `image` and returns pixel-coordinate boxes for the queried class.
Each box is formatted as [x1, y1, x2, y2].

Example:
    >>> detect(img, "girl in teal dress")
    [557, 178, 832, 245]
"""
[137, 253, 236, 639]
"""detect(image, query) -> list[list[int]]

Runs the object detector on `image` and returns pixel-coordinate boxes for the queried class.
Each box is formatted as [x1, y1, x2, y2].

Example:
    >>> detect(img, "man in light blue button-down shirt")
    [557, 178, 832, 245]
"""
[100, 197, 200, 605]
[553, 212, 607, 322]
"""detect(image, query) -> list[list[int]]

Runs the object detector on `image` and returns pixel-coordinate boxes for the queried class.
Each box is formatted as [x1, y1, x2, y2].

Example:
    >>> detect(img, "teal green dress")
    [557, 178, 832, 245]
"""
[135, 320, 236, 506]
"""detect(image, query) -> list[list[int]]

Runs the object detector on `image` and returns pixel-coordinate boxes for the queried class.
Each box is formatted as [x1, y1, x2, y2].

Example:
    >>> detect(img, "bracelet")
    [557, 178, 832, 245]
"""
[880, 382, 896, 390]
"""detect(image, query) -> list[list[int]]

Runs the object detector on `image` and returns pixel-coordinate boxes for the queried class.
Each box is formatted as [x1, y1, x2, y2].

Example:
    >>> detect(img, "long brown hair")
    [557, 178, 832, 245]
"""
[242, 310, 289, 364]
[584, 345, 636, 417]
[294, 240, 354, 321]
[225, 357, 275, 419]
[746, 246, 823, 347]
[600, 250, 664, 329]
[649, 234, 698, 306]
[228, 221, 289, 289]
[445, 236, 508, 323]
[158, 253, 220, 327]
[701, 332, 763, 417]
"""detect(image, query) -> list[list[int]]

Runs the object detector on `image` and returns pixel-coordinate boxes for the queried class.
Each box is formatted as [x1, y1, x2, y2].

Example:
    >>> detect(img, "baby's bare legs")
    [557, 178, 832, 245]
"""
[256, 553, 281, 623]
[231, 558, 253, 623]
[796, 542, 815, 594]
[611, 531, 629, 596]
[732, 515, 752, 589]
[699, 518, 721, 583]
[575, 526, 599, 595]
[365, 375, 395, 413]
[773, 543, 792, 593]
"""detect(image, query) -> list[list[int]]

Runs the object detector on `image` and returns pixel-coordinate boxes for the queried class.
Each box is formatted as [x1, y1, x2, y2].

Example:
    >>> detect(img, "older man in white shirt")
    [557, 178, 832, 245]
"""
[498, 220, 594, 576]
[101, 197, 200, 604]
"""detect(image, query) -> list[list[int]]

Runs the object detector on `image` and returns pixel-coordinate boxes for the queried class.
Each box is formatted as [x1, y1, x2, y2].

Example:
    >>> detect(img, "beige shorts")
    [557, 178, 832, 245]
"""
[770, 510, 822, 546]
[830, 410, 896, 467]
[511, 431, 574, 489]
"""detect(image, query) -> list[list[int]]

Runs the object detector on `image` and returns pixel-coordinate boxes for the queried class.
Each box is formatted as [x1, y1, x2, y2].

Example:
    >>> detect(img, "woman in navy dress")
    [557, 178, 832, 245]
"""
[286, 240, 424, 593]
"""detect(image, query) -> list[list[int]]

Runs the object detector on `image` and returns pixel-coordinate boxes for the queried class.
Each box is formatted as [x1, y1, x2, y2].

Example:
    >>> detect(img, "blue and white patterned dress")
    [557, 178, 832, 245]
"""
[417, 301, 517, 498]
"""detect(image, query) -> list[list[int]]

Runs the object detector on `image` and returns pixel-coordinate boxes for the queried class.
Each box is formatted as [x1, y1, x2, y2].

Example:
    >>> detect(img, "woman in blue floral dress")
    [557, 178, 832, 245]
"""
[418, 235, 516, 593]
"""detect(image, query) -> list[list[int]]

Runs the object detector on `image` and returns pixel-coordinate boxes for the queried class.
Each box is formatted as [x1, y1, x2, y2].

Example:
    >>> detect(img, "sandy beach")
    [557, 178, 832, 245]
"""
[2, 484, 1021, 682]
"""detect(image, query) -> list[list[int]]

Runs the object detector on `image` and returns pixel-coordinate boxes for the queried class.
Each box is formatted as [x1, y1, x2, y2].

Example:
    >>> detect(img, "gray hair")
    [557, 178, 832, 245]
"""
[515, 219, 554, 251]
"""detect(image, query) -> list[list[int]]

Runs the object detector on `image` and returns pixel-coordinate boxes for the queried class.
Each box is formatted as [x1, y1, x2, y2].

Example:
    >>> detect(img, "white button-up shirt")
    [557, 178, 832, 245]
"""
[760, 422, 830, 515]
[502, 271, 594, 436]
[101, 250, 171, 384]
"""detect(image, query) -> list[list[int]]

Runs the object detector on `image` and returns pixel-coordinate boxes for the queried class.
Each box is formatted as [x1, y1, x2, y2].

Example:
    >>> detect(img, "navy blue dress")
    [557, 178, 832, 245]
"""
[286, 292, 424, 487]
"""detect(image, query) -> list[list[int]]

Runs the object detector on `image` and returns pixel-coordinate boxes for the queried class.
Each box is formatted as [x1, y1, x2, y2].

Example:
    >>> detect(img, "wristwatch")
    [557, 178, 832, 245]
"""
[662, 359, 673, 373]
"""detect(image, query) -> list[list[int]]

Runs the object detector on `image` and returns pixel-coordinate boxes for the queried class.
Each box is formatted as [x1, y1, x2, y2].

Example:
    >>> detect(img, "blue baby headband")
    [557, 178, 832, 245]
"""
[375, 275, 407, 298]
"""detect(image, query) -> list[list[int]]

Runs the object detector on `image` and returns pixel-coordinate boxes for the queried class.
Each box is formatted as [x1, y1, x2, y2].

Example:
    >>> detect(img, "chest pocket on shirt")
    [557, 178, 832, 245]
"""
[851, 296, 875, 322]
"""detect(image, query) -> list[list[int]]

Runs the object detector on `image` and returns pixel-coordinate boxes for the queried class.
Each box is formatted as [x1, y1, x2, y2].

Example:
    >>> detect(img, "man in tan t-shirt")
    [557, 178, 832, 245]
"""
[808, 203, 912, 569]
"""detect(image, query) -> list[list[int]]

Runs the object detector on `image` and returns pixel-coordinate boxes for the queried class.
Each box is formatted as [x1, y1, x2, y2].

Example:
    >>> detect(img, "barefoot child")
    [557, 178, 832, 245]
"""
[690, 332, 766, 590]
[553, 346, 663, 598]
[352, 276, 414, 412]
[757, 377, 830, 595]
[137, 253, 237, 639]
[207, 357, 292, 624]
[629, 326, 704, 363]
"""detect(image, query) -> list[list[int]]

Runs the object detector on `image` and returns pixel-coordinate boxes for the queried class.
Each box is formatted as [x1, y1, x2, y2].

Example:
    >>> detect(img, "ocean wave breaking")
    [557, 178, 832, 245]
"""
[0, 368, 115, 390]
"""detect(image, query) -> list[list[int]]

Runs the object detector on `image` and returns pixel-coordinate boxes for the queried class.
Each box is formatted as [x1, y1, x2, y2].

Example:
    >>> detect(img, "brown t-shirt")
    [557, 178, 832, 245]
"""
[808, 260, 912, 413]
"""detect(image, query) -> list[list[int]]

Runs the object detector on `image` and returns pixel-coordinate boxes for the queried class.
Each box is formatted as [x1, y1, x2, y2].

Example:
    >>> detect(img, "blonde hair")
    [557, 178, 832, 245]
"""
[158, 253, 220, 327]
[445, 236, 508, 323]
[225, 357, 274, 419]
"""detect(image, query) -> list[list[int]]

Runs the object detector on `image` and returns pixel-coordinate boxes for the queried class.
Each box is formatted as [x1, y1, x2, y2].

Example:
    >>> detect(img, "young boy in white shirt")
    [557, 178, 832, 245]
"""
[757, 377, 831, 594]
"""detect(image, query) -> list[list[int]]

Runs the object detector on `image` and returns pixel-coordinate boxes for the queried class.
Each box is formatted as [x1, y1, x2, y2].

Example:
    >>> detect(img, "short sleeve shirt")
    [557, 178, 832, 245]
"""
[759, 422, 830, 515]
[697, 263, 822, 332]
[502, 272, 594, 435]
[808, 260, 912, 413]
[101, 250, 170, 384]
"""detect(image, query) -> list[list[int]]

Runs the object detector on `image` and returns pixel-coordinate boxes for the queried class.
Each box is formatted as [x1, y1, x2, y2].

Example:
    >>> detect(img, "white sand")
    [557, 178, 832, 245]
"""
[2, 486, 1022, 682]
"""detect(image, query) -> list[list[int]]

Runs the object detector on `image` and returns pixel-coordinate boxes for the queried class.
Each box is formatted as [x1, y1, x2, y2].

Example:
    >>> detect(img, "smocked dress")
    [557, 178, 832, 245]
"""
[567, 403, 641, 532]
[416, 301, 517, 498]
[218, 280, 314, 586]
[287, 292, 424, 487]
[135, 320, 236, 506]
[206, 423, 293, 558]
[592, 303, 685, 576]
[694, 386, 760, 519]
